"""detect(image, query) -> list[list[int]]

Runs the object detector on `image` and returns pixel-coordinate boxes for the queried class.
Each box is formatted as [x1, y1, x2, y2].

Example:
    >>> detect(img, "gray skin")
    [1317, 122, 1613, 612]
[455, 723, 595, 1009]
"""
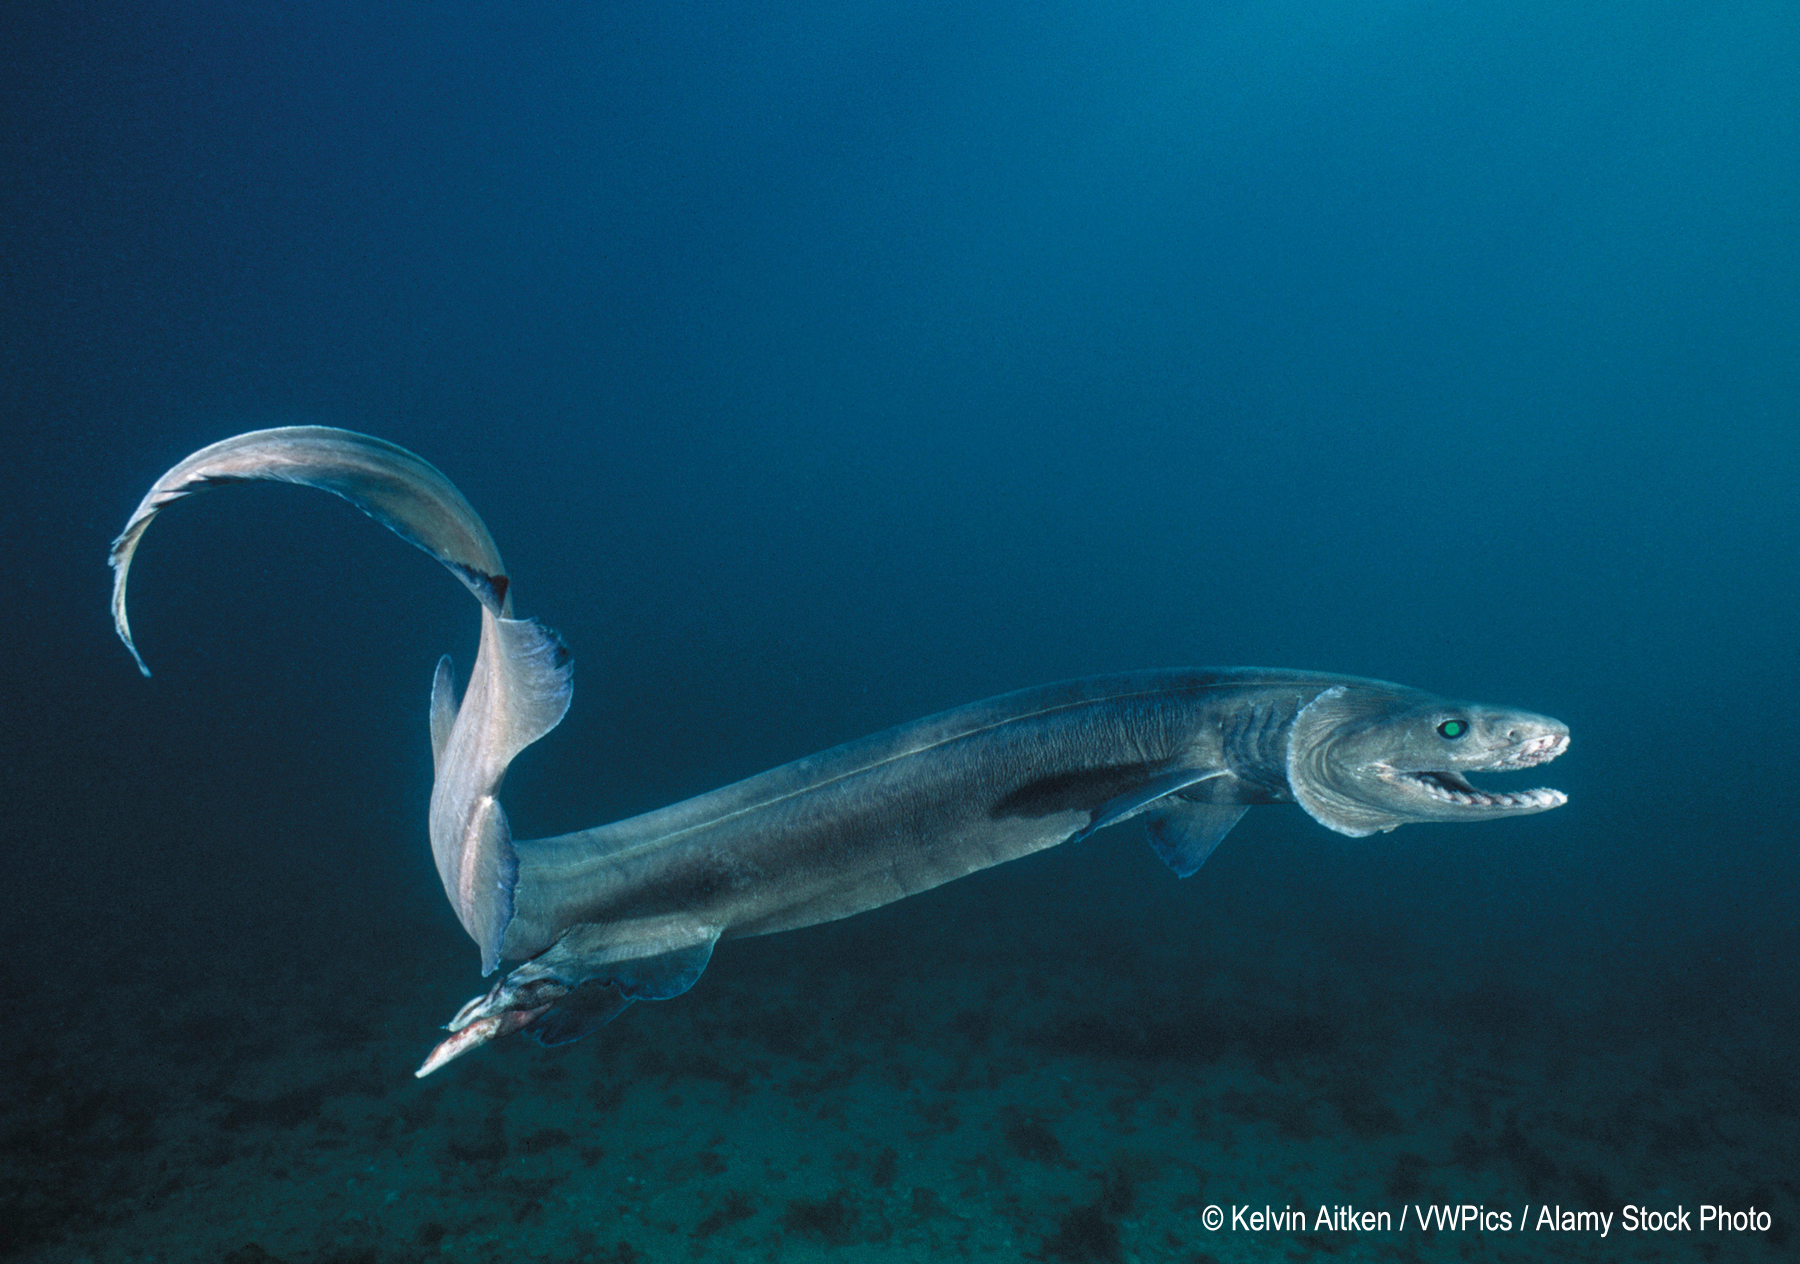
[439, 670, 1566, 1073]
[110, 428, 1569, 1078]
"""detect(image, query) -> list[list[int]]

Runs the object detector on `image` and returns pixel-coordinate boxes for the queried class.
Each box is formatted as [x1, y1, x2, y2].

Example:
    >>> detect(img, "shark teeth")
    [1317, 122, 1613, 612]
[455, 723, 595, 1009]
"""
[1492, 732, 1570, 768]
[1408, 776, 1567, 810]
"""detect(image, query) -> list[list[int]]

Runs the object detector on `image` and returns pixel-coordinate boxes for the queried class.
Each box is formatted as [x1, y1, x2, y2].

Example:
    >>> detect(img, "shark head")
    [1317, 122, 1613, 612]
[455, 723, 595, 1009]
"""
[1286, 683, 1569, 837]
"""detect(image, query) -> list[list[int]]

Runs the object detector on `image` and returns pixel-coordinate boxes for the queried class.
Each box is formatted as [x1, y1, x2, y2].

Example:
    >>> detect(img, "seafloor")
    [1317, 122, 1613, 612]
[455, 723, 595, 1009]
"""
[4, 823, 1792, 1264]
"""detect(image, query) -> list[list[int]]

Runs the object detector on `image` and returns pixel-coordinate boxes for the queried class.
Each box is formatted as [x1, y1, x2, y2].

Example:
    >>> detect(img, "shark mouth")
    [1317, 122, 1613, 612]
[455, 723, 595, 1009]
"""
[1394, 769, 1567, 811]
[1389, 732, 1570, 812]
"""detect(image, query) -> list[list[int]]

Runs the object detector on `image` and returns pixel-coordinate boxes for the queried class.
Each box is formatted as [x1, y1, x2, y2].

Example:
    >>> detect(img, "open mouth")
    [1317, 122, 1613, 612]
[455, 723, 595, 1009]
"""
[1394, 769, 1567, 811]
[1388, 732, 1570, 811]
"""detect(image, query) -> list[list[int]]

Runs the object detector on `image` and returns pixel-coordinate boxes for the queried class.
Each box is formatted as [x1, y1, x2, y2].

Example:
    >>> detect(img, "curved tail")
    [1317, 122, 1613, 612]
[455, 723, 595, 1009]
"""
[109, 427, 571, 974]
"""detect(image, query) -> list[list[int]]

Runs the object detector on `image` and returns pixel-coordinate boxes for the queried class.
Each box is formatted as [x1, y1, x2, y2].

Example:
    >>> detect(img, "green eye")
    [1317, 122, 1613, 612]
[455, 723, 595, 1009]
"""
[1438, 719, 1468, 739]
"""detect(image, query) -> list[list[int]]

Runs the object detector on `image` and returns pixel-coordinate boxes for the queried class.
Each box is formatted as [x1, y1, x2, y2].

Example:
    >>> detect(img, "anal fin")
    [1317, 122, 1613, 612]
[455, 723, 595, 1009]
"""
[417, 925, 722, 1073]
[528, 982, 633, 1047]
[516, 933, 717, 1048]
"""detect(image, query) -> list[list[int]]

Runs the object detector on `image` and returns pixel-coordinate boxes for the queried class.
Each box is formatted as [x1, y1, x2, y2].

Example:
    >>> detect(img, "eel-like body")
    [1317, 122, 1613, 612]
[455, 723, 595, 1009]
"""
[111, 428, 1569, 1076]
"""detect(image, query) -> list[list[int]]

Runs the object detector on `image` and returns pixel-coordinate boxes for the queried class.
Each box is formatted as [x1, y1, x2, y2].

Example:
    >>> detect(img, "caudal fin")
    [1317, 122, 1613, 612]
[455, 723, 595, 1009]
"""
[110, 426, 511, 676]
[110, 426, 571, 972]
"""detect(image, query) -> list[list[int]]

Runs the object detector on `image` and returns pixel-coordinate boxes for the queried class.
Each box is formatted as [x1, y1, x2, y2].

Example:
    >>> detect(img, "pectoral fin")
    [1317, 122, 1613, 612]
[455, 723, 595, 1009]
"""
[1072, 768, 1228, 844]
[1144, 801, 1249, 877]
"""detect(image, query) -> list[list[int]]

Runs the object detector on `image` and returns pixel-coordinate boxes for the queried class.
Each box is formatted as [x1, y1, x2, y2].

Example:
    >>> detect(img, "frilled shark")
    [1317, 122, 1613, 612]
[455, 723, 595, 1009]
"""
[110, 428, 1570, 1076]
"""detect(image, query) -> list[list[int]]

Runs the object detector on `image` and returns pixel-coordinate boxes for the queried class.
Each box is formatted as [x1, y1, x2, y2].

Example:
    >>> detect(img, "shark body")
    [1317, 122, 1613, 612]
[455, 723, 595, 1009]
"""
[110, 428, 1568, 1076]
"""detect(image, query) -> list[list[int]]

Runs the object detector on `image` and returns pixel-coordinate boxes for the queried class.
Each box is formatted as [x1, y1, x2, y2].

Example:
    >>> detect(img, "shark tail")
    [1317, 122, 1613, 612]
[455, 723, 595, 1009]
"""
[109, 426, 569, 971]
[428, 613, 573, 974]
[110, 426, 513, 674]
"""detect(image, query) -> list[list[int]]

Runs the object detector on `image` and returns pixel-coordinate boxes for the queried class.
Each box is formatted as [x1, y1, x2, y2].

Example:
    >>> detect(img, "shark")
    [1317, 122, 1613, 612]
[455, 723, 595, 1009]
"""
[110, 427, 1569, 1076]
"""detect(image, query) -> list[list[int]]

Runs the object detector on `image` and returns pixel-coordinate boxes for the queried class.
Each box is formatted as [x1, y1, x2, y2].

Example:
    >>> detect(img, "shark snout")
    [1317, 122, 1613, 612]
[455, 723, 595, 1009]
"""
[1493, 728, 1569, 768]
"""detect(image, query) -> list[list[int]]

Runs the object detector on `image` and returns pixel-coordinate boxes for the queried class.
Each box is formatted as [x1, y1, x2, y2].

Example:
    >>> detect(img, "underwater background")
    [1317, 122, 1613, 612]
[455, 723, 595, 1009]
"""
[3, 1, 1796, 1260]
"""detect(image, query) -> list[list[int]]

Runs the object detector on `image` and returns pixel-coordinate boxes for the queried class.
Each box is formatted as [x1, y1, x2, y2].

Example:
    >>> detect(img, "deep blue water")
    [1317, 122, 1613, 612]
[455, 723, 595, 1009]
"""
[4, 3, 1796, 1261]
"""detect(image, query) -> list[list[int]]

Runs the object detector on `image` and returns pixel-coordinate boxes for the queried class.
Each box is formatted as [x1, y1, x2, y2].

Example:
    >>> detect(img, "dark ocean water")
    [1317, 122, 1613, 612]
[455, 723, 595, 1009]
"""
[3, 2, 1796, 1261]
